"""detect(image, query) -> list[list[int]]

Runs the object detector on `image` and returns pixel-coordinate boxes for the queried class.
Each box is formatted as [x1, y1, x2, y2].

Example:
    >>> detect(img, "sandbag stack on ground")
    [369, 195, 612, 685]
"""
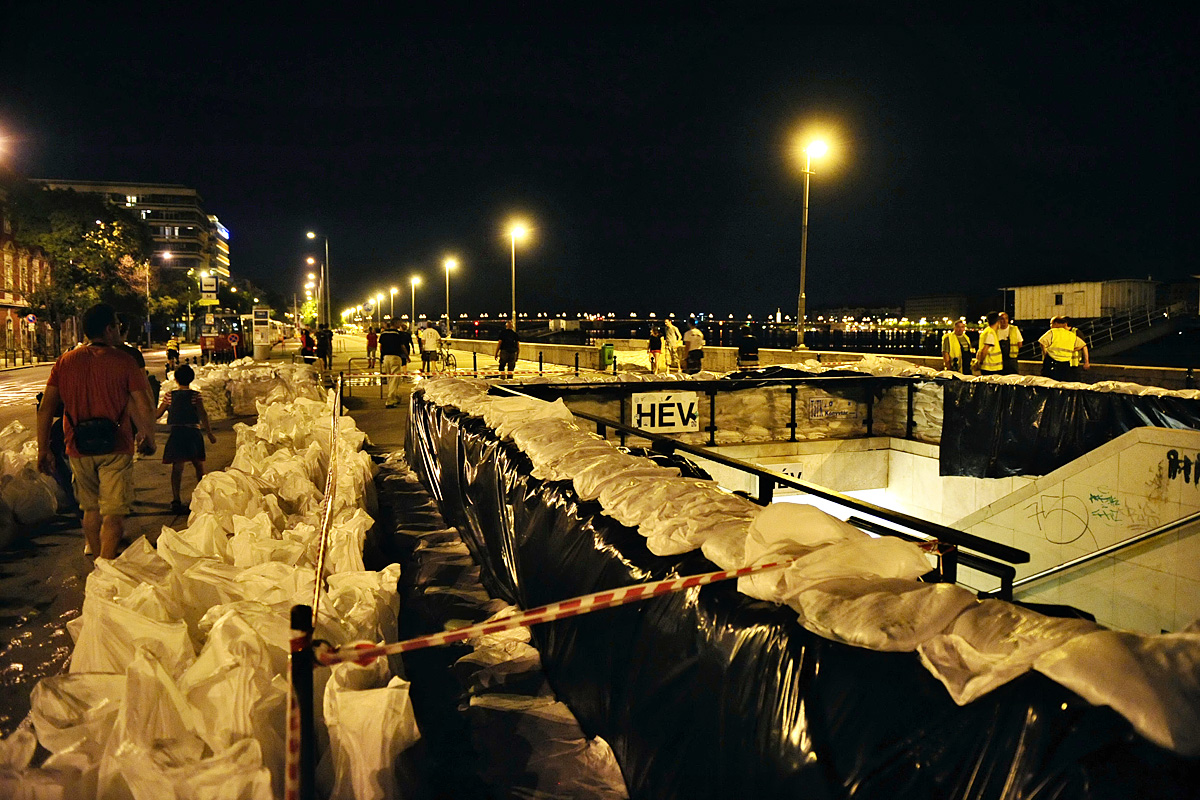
[162, 357, 325, 421]
[3, 391, 418, 798]
[418, 377, 1200, 757]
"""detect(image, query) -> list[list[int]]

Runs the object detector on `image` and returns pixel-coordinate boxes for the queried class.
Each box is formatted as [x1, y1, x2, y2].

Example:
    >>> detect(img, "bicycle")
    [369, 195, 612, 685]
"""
[437, 340, 457, 372]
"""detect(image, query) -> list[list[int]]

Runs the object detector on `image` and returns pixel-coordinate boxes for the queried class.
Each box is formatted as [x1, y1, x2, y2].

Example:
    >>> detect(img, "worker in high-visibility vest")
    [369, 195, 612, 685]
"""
[1038, 316, 1089, 382]
[972, 312, 1005, 375]
[941, 320, 973, 374]
[997, 312, 1024, 374]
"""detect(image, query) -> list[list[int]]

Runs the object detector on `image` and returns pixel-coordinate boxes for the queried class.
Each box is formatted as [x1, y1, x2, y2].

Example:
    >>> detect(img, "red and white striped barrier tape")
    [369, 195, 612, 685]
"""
[314, 558, 794, 666]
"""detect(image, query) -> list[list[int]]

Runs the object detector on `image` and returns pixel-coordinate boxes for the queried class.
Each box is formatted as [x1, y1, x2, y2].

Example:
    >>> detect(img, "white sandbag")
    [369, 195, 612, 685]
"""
[188, 469, 279, 535]
[322, 661, 421, 800]
[0, 726, 36, 772]
[30, 674, 126, 763]
[917, 599, 1098, 704]
[70, 594, 194, 678]
[789, 577, 977, 652]
[179, 611, 287, 781]
[157, 514, 230, 572]
[0, 467, 58, 524]
[1033, 630, 1200, 756]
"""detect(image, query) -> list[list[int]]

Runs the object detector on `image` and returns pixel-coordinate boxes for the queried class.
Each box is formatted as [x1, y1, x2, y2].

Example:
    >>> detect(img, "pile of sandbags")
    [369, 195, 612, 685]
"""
[162, 358, 325, 420]
[4, 392, 418, 797]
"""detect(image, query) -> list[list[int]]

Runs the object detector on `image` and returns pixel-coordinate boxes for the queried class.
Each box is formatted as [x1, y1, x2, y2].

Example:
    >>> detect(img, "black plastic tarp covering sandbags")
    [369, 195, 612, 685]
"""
[406, 390, 1200, 800]
[941, 381, 1200, 478]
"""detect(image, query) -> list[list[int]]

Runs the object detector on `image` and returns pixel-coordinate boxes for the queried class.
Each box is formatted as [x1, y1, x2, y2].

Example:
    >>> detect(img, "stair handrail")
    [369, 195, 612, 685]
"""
[984, 508, 1200, 598]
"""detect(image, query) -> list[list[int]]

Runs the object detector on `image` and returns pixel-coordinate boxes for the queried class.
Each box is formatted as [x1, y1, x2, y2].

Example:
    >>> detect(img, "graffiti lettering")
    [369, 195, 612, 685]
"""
[1166, 450, 1196, 485]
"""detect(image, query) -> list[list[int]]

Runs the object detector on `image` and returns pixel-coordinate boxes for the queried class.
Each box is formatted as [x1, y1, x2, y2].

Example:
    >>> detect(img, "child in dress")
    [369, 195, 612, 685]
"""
[156, 365, 217, 515]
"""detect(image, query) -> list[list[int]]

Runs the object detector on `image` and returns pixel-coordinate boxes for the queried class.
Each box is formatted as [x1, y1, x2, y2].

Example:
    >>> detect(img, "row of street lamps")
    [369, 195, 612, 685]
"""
[332, 221, 530, 332]
[302, 134, 825, 347]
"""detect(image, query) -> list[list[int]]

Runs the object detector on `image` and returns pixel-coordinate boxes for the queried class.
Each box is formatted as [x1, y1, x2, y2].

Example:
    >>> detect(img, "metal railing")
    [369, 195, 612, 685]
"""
[991, 508, 1200, 600]
[1017, 303, 1190, 360]
[516, 374, 933, 445]
[495, 385, 1029, 599]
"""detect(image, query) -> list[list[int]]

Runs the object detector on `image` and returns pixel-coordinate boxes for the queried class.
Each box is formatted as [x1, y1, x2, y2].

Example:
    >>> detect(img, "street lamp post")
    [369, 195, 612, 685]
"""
[795, 140, 827, 350]
[306, 231, 331, 329]
[443, 257, 457, 336]
[508, 223, 529, 327]
[390, 286, 398, 320]
[375, 293, 383, 328]
[410, 276, 421, 325]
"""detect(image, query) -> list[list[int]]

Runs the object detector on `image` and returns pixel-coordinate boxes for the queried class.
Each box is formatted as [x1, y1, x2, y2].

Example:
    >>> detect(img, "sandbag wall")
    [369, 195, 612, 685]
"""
[2, 369, 419, 799]
[406, 388, 1200, 800]
[525, 379, 942, 447]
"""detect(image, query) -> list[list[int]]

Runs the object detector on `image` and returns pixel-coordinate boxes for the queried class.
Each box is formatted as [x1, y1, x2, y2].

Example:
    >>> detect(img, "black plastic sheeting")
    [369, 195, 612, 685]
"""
[941, 382, 1200, 478]
[406, 389, 1200, 800]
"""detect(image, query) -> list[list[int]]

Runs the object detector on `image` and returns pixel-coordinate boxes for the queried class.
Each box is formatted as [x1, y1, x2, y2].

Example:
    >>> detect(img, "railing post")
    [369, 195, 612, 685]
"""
[473, 351, 478, 374]
[939, 544, 958, 584]
[287, 604, 316, 800]
[612, 354, 618, 375]
[539, 351, 544, 374]
[864, 380, 875, 436]
[575, 352, 580, 376]
[757, 475, 775, 506]
[787, 383, 798, 442]
[906, 381, 916, 440]
[707, 390, 717, 447]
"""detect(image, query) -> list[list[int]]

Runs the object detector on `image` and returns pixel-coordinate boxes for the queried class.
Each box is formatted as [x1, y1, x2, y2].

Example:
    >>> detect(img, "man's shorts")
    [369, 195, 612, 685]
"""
[70, 453, 134, 516]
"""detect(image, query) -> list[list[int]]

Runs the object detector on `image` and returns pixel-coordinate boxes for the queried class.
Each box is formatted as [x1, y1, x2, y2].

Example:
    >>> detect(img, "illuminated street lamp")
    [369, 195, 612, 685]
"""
[410, 275, 421, 325]
[443, 257, 457, 336]
[389, 286, 398, 320]
[375, 292, 383, 327]
[507, 222, 530, 327]
[794, 139, 828, 349]
[305, 231, 331, 328]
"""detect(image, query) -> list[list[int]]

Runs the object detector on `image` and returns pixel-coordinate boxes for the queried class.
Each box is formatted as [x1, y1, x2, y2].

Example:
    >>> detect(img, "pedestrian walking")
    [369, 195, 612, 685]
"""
[682, 320, 706, 374]
[496, 321, 519, 379]
[663, 319, 682, 371]
[941, 320, 974, 374]
[379, 320, 406, 408]
[166, 334, 180, 372]
[418, 322, 441, 373]
[155, 364, 216, 515]
[647, 327, 663, 374]
[366, 326, 378, 370]
[300, 329, 316, 365]
[316, 324, 333, 371]
[973, 312, 1005, 376]
[36, 303, 157, 561]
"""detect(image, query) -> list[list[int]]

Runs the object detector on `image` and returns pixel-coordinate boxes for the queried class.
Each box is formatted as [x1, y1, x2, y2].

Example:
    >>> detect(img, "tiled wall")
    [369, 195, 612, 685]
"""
[882, 428, 1200, 632]
[709, 429, 1200, 632]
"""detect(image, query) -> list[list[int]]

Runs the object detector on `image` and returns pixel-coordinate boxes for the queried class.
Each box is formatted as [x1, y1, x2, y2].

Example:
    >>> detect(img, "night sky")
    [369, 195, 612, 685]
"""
[1, 6, 1193, 320]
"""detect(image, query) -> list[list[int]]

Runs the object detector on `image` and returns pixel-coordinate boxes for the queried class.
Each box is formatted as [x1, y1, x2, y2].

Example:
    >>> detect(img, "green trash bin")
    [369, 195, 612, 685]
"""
[599, 343, 615, 369]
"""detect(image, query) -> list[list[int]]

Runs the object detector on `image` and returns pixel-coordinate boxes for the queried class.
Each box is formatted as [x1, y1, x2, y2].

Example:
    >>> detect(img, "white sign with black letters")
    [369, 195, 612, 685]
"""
[631, 391, 700, 433]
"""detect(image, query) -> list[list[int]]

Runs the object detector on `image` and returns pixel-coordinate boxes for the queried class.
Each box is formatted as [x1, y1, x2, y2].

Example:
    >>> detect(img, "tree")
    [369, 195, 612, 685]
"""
[5, 180, 153, 352]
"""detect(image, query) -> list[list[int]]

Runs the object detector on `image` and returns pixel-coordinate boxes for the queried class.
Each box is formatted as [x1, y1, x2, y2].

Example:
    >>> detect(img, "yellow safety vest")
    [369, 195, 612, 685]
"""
[942, 332, 967, 366]
[1046, 328, 1079, 363]
[979, 328, 1003, 371]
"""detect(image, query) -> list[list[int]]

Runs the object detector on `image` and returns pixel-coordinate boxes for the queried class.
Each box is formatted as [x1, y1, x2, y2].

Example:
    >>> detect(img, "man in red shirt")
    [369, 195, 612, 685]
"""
[37, 304, 157, 560]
